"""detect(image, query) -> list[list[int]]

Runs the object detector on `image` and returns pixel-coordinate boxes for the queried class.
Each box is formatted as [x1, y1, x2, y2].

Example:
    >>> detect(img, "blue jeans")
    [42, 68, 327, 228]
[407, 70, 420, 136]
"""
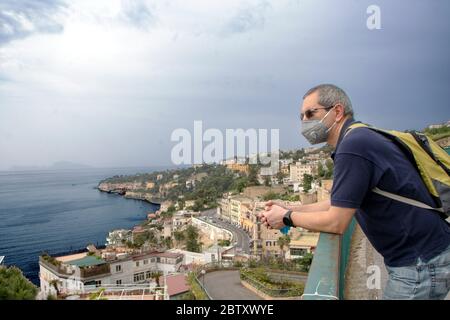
[383, 244, 450, 300]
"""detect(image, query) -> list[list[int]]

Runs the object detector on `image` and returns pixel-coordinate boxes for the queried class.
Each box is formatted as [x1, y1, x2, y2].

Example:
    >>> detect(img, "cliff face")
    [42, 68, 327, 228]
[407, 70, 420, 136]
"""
[98, 181, 144, 193]
[436, 136, 450, 148]
[98, 181, 162, 205]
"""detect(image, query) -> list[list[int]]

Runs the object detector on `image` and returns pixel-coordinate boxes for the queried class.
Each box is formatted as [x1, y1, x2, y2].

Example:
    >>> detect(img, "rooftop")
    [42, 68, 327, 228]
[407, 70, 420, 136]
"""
[165, 274, 190, 297]
[66, 255, 107, 267]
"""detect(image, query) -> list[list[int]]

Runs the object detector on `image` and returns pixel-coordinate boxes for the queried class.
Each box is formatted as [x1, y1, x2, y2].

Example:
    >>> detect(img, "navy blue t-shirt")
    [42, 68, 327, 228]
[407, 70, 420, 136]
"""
[331, 118, 450, 267]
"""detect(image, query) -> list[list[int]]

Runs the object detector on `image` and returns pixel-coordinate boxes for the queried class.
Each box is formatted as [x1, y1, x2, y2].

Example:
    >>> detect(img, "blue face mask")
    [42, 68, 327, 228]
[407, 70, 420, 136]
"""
[301, 108, 337, 145]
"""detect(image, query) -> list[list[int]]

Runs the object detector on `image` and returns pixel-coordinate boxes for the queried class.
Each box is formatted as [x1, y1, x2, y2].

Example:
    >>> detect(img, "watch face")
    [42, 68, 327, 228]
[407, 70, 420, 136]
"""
[283, 213, 291, 227]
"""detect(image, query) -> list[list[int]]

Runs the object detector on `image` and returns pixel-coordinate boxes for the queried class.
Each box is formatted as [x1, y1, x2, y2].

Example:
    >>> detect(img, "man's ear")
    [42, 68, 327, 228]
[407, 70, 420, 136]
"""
[334, 103, 345, 122]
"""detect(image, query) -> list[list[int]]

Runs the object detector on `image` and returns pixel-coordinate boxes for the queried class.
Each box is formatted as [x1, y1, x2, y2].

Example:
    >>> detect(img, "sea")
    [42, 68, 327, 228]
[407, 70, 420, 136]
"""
[0, 167, 164, 285]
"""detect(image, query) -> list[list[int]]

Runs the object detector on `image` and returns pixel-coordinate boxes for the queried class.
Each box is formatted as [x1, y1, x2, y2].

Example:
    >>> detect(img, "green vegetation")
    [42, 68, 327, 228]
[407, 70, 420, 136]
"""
[0, 266, 38, 300]
[127, 229, 159, 249]
[277, 234, 291, 262]
[240, 267, 304, 297]
[217, 239, 231, 247]
[88, 288, 107, 300]
[185, 225, 202, 252]
[187, 272, 209, 300]
[424, 125, 450, 141]
[41, 253, 61, 267]
[173, 225, 202, 253]
[302, 174, 313, 193]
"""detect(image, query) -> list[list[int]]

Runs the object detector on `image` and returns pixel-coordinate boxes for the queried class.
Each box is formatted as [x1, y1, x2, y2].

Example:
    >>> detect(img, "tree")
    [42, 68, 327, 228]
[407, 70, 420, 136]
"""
[185, 225, 202, 253]
[264, 176, 271, 186]
[162, 237, 173, 249]
[0, 266, 38, 300]
[151, 271, 163, 286]
[248, 165, 260, 186]
[317, 162, 325, 178]
[262, 191, 280, 201]
[277, 234, 291, 262]
[297, 253, 313, 272]
[49, 279, 61, 297]
[302, 174, 313, 193]
[325, 159, 334, 179]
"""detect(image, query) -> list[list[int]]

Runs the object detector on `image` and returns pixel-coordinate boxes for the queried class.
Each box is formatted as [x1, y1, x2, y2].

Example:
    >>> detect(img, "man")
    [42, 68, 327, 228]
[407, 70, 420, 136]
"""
[259, 84, 450, 300]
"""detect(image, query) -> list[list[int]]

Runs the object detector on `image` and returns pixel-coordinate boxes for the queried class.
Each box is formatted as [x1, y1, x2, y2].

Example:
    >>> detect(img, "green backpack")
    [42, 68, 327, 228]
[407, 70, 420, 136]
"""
[344, 123, 450, 220]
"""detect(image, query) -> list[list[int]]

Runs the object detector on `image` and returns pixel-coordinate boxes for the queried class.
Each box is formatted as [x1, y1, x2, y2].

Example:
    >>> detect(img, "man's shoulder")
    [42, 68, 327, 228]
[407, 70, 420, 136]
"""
[337, 126, 389, 156]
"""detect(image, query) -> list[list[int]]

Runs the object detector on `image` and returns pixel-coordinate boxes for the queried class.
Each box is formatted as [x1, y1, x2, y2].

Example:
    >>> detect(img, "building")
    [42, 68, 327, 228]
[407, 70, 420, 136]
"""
[169, 245, 229, 265]
[217, 197, 230, 222]
[146, 182, 155, 189]
[239, 202, 255, 234]
[279, 159, 294, 167]
[172, 213, 191, 231]
[289, 162, 318, 182]
[226, 163, 250, 175]
[165, 274, 190, 300]
[156, 174, 163, 181]
[317, 179, 333, 202]
[229, 196, 252, 226]
[287, 230, 320, 260]
[106, 229, 132, 247]
[39, 250, 183, 298]
[191, 217, 233, 242]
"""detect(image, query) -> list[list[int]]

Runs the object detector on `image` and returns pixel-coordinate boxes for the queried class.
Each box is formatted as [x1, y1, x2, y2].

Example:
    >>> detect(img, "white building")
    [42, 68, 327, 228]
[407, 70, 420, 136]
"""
[191, 217, 233, 242]
[106, 229, 132, 247]
[289, 162, 318, 182]
[39, 250, 183, 298]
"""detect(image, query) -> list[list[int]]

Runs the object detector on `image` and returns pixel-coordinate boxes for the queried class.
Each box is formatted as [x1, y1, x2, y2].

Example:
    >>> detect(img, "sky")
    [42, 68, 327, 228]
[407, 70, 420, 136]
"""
[0, 0, 449, 170]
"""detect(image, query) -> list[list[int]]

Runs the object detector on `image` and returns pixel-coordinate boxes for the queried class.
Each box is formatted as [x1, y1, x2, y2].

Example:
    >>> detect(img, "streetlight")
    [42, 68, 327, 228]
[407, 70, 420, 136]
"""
[200, 269, 206, 288]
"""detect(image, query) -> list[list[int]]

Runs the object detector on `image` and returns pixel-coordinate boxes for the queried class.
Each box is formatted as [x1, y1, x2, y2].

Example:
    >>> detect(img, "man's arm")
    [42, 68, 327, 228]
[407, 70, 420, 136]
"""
[290, 206, 356, 234]
[259, 204, 356, 235]
[288, 199, 331, 213]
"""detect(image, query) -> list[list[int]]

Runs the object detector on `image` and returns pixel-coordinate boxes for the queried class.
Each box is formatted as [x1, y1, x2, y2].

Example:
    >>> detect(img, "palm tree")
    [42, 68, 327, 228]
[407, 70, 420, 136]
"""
[151, 271, 163, 286]
[277, 234, 291, 263]
[49, 279, 61, 297]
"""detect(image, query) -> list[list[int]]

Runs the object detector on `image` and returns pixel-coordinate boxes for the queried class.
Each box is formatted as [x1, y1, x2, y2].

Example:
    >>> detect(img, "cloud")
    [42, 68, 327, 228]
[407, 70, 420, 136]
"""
[0, 0, 67, 45]
[0, 0, 449, 170]
[222, 0, 271, 35]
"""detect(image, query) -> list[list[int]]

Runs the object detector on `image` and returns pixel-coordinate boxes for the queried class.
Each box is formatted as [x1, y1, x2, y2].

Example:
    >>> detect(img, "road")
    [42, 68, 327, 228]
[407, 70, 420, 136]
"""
[201, 270, 262, 300]
[200, 209, 251, 254]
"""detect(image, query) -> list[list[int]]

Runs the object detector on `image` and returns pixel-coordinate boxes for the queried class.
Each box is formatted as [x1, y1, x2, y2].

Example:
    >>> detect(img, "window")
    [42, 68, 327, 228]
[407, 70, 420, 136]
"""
[134, 272, 145, 282]
[116, 280, 122, 285]
[144, 259, 148, 265]
[115, 265, 122, 272]
[146, 271, 152, 279]
[156, 257, 160, 263]
[290, 248, 307, 257]
[136, 261, 140, 267]
[95, 280, 102, 287]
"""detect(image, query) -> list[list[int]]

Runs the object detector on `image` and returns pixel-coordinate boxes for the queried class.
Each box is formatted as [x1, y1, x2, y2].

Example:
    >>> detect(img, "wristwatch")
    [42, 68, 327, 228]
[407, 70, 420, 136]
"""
[282, 210, 294, 227]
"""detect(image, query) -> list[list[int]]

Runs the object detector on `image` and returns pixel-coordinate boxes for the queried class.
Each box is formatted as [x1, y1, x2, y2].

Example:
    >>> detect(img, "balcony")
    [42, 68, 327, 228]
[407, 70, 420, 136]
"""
[303, 218, 388, 300]
[39, 256, 75, 277]
[80, 264, 111, 279]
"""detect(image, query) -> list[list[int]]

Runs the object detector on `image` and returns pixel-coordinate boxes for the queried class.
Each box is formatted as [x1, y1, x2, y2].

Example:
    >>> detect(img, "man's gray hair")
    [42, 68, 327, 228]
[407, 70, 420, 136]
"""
[303, 84, 353, 117]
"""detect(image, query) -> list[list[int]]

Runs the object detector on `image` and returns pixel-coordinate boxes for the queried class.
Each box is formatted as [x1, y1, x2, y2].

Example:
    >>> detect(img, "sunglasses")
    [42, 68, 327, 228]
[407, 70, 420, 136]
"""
[300, 106, 334, 121]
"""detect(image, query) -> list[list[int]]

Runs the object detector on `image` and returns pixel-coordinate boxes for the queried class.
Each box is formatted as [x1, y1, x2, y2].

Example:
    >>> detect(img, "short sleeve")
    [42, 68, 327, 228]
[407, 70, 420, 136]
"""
[330, 153, 383, 209]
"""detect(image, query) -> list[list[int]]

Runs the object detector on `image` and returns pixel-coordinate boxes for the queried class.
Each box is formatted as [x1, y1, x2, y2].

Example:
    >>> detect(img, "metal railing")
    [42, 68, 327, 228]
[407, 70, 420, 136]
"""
[302, 218, 356, 300]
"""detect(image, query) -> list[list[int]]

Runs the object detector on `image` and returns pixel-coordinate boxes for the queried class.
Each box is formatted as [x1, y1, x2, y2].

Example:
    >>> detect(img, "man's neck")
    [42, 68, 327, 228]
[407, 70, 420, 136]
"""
[327, 116, 352, 147]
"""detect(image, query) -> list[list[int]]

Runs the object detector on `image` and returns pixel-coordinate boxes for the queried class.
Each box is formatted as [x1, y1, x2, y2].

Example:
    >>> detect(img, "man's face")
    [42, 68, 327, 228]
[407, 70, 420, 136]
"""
[300, 91, 334, 124]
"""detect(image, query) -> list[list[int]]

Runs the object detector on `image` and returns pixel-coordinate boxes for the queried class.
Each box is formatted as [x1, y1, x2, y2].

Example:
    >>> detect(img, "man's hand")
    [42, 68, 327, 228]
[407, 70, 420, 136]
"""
[258, 202, 289, 230]
[264, 200, 289, 211]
